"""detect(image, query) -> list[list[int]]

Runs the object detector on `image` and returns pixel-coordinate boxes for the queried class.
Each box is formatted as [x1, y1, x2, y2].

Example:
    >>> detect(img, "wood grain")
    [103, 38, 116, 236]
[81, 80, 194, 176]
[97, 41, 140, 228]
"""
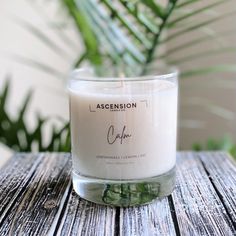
[0, 154, 43, 222]
[56, 191, 116, 236]
[120, 198, 176, 236]
[0, 152, 235, 236]
[0, 153, 71, 235]
[0, 153, 116, 236]
[172, 152, 235, 236]
[198, 152, 236, 225]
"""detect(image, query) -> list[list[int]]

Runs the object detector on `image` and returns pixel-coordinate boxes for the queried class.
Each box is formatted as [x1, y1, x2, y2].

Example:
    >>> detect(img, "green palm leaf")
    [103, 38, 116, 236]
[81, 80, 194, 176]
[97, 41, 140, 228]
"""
[61, 0, 178, 72]
[0, 78, 70, 152]
[61, 0, 236, 76]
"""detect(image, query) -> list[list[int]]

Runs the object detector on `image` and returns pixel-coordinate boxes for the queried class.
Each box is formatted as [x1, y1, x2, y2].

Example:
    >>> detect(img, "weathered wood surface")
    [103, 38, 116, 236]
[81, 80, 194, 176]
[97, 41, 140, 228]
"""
[199, 152, 236, 225]
[172, 153, 235, 236]
[0, 152, 235, 236]
[120, 197, 177, 236]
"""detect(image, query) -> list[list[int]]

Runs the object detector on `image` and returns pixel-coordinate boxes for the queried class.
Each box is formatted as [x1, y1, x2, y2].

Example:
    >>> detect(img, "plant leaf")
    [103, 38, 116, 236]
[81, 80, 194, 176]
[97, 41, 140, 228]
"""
[59, 0, 236, 78]
[140, 0, 165, 18]
[62, 0, 102, 65]
[119, 0, 159, 34]
[0, 78, 70, 152]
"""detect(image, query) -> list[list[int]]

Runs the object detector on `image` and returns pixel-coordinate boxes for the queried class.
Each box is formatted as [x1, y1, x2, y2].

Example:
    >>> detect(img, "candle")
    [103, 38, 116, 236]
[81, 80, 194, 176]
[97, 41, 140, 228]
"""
[68, 68, 178, 206]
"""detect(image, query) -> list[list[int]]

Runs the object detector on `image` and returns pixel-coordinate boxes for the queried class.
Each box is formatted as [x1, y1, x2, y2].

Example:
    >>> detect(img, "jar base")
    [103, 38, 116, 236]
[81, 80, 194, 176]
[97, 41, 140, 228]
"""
[72, 167, 176, 207]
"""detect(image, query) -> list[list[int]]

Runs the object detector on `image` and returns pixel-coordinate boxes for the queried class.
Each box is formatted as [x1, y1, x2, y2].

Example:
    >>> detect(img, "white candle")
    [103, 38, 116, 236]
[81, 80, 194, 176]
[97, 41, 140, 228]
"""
[69, 72, 178, 180]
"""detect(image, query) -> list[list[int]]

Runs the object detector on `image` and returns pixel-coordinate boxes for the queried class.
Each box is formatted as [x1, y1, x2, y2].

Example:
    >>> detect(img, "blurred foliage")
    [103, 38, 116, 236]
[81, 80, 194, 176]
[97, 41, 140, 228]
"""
[1, 0, 236, 152]
[0, 78, 70, 152]
[61, 0, 236, 76]
[192, 136, 236, 159]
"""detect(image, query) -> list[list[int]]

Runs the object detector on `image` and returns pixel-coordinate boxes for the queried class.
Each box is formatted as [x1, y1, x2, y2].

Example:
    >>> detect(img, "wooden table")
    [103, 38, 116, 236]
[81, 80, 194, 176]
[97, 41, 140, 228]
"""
[0, 152, 235, 235]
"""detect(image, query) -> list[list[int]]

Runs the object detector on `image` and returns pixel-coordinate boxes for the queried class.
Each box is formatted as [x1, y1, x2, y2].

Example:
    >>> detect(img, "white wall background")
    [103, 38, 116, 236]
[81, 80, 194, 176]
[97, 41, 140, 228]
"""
[0, 0, 236, 162]
[0, 0, 77, 119]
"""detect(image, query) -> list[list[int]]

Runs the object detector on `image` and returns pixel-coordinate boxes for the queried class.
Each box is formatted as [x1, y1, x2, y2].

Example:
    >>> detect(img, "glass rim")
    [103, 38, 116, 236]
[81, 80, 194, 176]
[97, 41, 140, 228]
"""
[70, 65, 178, 82]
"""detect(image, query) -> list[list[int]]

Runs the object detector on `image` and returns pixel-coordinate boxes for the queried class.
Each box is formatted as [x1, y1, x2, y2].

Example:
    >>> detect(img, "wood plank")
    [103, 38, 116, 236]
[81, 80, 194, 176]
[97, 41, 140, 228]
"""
[198, 152, 236, 225]
[120, 198, 177, 236]
[0, 153, 117, 236]
[56, 191, 116, 236]
[0, 154, 43, 221]
[0, 153, 71, 235]
[1, 152, 235, 235]
[172, 152, 235, 236]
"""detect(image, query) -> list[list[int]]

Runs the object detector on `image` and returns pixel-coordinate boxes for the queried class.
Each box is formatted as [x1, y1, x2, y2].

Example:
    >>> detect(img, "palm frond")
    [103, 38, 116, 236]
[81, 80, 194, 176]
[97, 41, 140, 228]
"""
[61, 0, 178, 72]
[62, 0, 103, 65]
[61, 0, 236, 76]
[0, 78, 70, 152]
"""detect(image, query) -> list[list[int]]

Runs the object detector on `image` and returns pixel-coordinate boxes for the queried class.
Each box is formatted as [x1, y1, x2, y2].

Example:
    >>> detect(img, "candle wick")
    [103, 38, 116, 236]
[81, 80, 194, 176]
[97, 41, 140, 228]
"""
[119, 72, 125, 88]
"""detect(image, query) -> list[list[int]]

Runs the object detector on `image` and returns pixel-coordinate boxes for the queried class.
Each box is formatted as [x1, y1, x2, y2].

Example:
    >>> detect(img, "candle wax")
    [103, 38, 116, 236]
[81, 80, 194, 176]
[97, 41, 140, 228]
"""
[69, 79, 178, 180]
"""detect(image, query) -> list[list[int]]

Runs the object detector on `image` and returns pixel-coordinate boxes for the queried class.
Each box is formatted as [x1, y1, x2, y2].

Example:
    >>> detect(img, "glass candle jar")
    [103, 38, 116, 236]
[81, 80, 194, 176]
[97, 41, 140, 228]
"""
[68, 66, 178, 207]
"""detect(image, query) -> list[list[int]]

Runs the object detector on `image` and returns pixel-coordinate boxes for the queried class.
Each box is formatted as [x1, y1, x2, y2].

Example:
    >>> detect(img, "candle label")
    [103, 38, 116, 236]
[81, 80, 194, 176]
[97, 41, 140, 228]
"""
[88, 101, 149, 162]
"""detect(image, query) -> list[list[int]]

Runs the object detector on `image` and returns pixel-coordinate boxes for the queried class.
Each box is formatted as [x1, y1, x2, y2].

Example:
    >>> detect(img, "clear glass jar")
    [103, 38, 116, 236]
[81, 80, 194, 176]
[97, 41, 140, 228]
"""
[68, 66, 178, 206]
